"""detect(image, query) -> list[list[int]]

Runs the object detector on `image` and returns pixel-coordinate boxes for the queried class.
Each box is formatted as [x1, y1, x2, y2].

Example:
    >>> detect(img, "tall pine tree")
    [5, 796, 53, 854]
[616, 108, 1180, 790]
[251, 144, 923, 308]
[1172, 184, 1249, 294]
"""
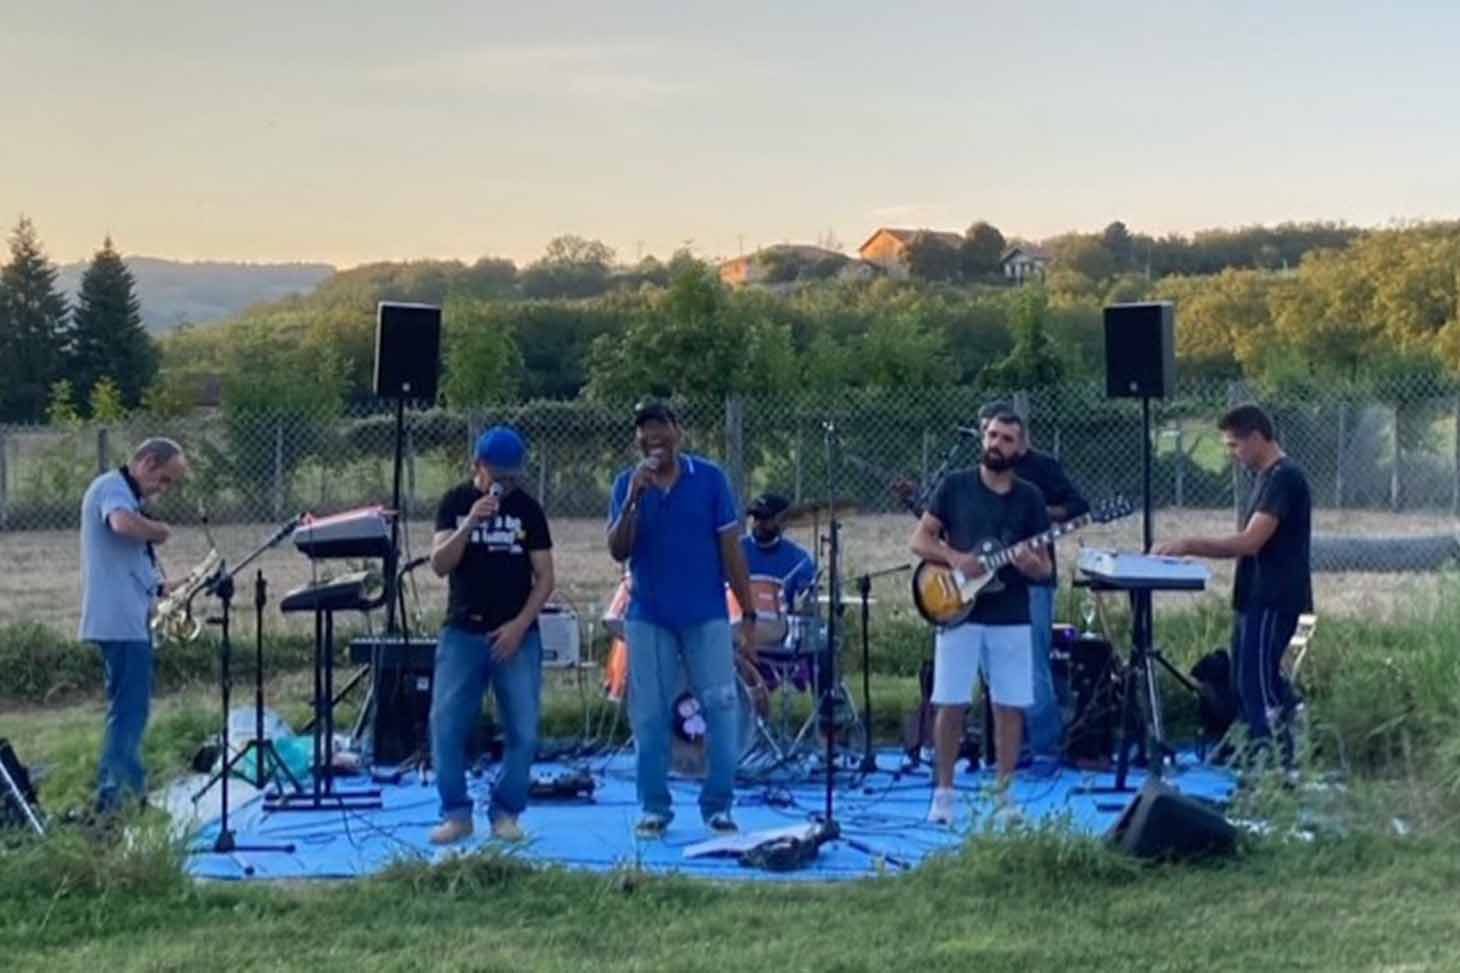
[70, 236, 158, 412]
[0, 217, 70, 422]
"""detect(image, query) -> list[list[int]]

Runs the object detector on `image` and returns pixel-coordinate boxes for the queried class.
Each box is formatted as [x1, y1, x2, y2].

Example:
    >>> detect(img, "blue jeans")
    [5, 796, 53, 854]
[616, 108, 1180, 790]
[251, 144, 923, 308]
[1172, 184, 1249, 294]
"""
[1022, 586, 1063, 759]
[624, 618, 737, 821]
[430, 625, 542, 823]
[94, 639, 153, 813]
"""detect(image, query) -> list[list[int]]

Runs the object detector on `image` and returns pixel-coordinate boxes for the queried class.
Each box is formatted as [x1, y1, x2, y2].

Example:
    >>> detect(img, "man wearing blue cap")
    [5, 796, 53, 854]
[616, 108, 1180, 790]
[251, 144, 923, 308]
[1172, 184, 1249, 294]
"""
[607, 400, 756, 838]
[427, 425, 555, 845]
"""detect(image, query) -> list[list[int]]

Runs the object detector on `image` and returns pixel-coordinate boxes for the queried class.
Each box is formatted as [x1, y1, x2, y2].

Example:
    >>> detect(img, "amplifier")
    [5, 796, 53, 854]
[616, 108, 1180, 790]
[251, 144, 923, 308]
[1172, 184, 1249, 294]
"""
[539, 605, 580, 668]
[349, 636, 436, 669]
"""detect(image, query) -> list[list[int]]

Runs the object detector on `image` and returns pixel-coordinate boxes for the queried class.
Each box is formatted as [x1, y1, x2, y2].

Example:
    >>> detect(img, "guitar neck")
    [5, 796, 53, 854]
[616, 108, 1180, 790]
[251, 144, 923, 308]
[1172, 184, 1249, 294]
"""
[980, 513, 1092, 569]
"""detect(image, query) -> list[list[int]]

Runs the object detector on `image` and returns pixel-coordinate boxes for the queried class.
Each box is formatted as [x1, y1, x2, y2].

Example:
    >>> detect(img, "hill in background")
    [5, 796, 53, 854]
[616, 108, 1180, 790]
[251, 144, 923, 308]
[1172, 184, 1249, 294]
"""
[56, 256, 335, 332]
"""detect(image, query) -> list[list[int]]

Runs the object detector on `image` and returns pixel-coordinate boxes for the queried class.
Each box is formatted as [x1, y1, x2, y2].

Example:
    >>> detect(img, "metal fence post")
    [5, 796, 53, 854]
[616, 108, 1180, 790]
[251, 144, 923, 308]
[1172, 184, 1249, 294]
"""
[1452, 394, 1460, 516]
[793, 420, 803, 503]
[1335, 402, 1346, 509]
[724, 395, 745, 508]
[0, 427, 8, 530]
[272, 421, 284, 521]
[1390, 403, 1401, 512]
[1173, 428, 1184, 508]
[406, 426, 417, 520]
[537, 441, 548, 508]
[97, 426, 109, 475]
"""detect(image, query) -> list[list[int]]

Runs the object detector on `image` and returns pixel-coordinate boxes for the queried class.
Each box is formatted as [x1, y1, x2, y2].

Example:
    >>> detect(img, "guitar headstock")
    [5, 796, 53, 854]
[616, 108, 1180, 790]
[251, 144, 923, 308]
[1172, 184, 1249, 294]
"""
[1090, 497, 1136, 524]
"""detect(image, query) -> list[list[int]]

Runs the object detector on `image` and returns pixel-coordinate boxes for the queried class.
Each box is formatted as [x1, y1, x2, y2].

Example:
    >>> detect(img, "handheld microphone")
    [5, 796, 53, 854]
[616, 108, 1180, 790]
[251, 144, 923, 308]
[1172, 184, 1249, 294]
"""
[488, 482, 504, 498]
[956, 425, 981, 437]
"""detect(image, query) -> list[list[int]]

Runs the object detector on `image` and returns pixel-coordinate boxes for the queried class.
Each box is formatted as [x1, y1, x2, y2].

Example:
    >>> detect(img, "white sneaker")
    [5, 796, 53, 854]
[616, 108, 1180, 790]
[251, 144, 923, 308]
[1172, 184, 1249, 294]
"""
[927, 787, 956, 826]
[991, 801, 1026, 830]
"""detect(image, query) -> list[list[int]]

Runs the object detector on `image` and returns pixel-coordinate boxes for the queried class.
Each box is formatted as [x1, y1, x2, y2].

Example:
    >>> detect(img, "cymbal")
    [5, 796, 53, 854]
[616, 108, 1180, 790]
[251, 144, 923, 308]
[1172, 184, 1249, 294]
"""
[782, 498, 860, 527]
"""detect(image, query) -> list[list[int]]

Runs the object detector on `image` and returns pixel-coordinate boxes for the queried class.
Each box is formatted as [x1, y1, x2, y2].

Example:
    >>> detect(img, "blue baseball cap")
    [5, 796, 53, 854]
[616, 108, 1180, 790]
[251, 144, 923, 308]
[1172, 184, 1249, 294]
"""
[474, 425, 527, 474]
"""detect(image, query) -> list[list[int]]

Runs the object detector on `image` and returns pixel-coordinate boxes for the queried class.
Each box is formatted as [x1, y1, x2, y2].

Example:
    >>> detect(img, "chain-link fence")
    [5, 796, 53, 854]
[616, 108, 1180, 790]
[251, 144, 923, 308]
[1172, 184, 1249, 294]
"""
[3, 376, 1458, 637]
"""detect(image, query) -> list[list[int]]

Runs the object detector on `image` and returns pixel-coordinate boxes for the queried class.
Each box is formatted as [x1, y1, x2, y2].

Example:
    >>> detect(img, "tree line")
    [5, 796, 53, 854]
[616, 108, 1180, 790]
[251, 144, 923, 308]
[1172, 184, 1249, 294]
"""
[4, 215, 1455, 429]
[0, 217, 158, 423]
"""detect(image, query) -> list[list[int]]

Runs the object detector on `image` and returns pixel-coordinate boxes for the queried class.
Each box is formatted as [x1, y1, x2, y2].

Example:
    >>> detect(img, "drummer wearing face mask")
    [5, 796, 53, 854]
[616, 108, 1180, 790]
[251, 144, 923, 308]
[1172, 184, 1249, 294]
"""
[607, 400, 756, 839]
[740, 493, 817, 619]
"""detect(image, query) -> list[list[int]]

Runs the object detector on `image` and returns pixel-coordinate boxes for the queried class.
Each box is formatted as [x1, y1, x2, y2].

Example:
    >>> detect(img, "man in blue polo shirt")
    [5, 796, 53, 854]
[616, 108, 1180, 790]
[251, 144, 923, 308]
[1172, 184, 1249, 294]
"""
[607, 400, 756, 838]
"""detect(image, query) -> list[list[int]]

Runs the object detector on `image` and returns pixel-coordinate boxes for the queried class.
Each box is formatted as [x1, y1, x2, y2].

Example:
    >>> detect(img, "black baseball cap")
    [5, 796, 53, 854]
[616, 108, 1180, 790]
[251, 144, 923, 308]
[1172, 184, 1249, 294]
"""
[633, 399, 679, 427]
[747, 492, 791, 519]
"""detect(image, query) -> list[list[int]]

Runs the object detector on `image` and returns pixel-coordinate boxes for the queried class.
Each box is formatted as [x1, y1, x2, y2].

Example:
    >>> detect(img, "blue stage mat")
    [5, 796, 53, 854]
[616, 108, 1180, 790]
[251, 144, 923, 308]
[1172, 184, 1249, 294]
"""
[186, 750, 1237, 883]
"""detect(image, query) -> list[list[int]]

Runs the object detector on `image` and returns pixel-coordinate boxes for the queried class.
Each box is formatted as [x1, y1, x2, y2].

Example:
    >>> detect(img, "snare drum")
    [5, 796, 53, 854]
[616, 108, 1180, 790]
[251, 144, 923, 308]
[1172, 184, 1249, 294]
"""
[728, 580, 791, 651]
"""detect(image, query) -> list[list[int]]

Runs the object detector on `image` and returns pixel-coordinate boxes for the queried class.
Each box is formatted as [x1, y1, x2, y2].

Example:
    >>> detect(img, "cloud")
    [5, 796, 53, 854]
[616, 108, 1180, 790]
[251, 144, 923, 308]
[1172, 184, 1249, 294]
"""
[371, 42, 693, 102]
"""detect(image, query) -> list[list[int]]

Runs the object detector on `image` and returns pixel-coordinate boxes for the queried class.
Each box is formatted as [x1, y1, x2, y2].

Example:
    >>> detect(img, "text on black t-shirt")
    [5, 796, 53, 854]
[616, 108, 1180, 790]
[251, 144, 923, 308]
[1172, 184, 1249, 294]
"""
[434, 482, 553, 633]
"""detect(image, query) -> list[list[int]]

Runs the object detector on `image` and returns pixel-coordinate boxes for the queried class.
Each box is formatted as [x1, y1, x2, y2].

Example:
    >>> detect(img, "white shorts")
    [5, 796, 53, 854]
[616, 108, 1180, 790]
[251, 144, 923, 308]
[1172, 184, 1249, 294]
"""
[932, 624, 1034, 708]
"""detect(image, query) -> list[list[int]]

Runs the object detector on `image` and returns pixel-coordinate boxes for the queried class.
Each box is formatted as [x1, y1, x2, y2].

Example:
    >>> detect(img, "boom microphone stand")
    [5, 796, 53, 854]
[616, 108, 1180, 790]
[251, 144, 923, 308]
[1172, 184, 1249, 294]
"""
[193, 517, 302, 803]
[189, 557, 295, 859]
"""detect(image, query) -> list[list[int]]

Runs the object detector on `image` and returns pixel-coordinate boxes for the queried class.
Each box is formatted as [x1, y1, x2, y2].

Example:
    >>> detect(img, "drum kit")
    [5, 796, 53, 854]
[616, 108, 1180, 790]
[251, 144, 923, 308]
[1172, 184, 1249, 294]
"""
[598, 570, 867, 777]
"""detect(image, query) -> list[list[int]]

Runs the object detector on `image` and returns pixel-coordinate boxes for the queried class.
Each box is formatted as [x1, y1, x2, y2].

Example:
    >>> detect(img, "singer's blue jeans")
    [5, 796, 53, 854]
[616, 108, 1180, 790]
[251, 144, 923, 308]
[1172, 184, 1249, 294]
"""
[624, 618, 738, 821]
[431, 625, 542, 823]
[94, 639, 154, 814]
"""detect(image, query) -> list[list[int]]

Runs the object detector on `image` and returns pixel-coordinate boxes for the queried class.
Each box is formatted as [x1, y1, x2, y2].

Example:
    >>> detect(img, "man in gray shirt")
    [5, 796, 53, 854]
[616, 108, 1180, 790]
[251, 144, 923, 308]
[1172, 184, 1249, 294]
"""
[80, 437, 188, 814]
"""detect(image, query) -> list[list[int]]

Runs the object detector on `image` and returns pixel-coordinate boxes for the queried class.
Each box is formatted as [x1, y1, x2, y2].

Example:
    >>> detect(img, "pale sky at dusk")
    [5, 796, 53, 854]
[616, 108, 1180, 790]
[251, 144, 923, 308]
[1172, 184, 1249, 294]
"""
[4, 1, 1458, 267]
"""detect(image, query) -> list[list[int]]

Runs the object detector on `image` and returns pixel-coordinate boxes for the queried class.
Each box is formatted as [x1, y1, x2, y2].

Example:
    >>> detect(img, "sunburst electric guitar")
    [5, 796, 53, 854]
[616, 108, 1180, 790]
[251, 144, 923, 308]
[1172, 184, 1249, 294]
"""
[911, 500, 1133, 626]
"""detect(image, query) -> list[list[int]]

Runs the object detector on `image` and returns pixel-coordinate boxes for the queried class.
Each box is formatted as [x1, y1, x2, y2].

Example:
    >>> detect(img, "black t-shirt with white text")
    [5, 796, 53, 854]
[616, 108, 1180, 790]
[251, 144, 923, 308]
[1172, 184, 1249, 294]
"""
[1232, 457, 1313, 615]
[435, 482, 552, 633]
[928, 469, 1050, 626]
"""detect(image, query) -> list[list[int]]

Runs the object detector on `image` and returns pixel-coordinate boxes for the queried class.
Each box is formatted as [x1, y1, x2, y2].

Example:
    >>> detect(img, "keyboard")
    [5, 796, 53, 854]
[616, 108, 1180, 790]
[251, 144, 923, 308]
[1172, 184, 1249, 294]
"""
[279, 571, 378, 614]
[1077, 548, 1210, 591]
[293, 507, 395, 559]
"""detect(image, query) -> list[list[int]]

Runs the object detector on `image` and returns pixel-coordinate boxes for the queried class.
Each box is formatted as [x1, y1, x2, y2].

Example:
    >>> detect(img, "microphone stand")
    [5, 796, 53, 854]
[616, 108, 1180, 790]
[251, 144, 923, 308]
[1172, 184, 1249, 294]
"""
[814, 421, 844, 847]
[189, 526, 300, 861]
[854, 562, 913, 774]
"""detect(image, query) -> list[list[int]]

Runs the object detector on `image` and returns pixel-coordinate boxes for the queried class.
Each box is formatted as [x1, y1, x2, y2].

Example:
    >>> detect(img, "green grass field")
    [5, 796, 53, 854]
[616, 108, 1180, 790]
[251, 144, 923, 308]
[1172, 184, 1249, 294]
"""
[7, 589, 1460, 971]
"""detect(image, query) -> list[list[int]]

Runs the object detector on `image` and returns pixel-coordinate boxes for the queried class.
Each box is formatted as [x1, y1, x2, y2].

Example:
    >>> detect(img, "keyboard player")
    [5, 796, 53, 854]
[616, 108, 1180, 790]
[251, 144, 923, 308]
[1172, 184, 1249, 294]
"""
[1154, 403, 1312, 766]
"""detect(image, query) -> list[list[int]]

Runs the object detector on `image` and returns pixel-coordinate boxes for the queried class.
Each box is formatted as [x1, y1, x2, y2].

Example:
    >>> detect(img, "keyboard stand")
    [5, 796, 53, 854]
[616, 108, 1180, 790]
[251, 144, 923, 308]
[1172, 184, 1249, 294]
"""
[1074, 577, 1202, 796]
[265, 607, 382, 812]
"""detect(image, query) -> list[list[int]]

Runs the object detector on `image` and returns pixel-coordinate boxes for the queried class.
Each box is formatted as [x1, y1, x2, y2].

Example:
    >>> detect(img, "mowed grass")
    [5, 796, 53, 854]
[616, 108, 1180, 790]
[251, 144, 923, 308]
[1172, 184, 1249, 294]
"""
[4, 803, 1460, 972]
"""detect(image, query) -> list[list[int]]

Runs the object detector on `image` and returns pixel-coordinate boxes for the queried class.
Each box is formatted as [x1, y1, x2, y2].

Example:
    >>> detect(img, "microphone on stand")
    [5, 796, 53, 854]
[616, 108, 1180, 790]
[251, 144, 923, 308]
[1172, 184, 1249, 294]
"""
[956, 425, 982, 437]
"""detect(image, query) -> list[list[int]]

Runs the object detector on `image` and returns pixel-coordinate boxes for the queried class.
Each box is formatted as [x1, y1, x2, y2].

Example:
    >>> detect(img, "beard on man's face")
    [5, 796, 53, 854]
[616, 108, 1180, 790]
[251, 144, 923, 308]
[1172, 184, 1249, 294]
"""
[981, 447, 1016, 472]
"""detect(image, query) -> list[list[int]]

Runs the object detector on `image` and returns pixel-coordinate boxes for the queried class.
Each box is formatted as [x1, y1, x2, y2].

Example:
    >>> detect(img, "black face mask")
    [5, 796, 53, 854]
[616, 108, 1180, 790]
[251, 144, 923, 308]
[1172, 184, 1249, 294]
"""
[752, 524, 781, 547]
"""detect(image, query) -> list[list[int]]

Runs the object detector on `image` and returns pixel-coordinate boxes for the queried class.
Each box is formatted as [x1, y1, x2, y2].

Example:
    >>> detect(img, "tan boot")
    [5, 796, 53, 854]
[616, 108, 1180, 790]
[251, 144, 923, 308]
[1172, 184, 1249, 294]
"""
[429, 817, 474, 845]
[491, 815, 525, 842]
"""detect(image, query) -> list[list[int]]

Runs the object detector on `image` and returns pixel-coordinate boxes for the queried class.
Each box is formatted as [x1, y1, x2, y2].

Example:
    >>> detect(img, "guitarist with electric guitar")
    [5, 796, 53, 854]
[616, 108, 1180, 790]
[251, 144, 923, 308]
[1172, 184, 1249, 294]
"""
[909, 411, 1052, 826]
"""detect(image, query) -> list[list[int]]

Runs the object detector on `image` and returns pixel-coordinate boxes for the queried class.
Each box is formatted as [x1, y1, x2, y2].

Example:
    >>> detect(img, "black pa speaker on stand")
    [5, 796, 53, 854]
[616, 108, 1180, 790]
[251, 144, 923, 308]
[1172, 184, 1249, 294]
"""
[1106, 777, 1237, 860]
[1104, 302, 1175, 399]
[374, 302, 442, 402]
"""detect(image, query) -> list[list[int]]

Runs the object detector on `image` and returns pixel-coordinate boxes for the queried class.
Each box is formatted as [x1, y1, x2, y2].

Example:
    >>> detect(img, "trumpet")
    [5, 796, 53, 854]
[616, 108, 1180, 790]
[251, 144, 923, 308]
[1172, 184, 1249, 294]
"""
[151, 549, 222, 643]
